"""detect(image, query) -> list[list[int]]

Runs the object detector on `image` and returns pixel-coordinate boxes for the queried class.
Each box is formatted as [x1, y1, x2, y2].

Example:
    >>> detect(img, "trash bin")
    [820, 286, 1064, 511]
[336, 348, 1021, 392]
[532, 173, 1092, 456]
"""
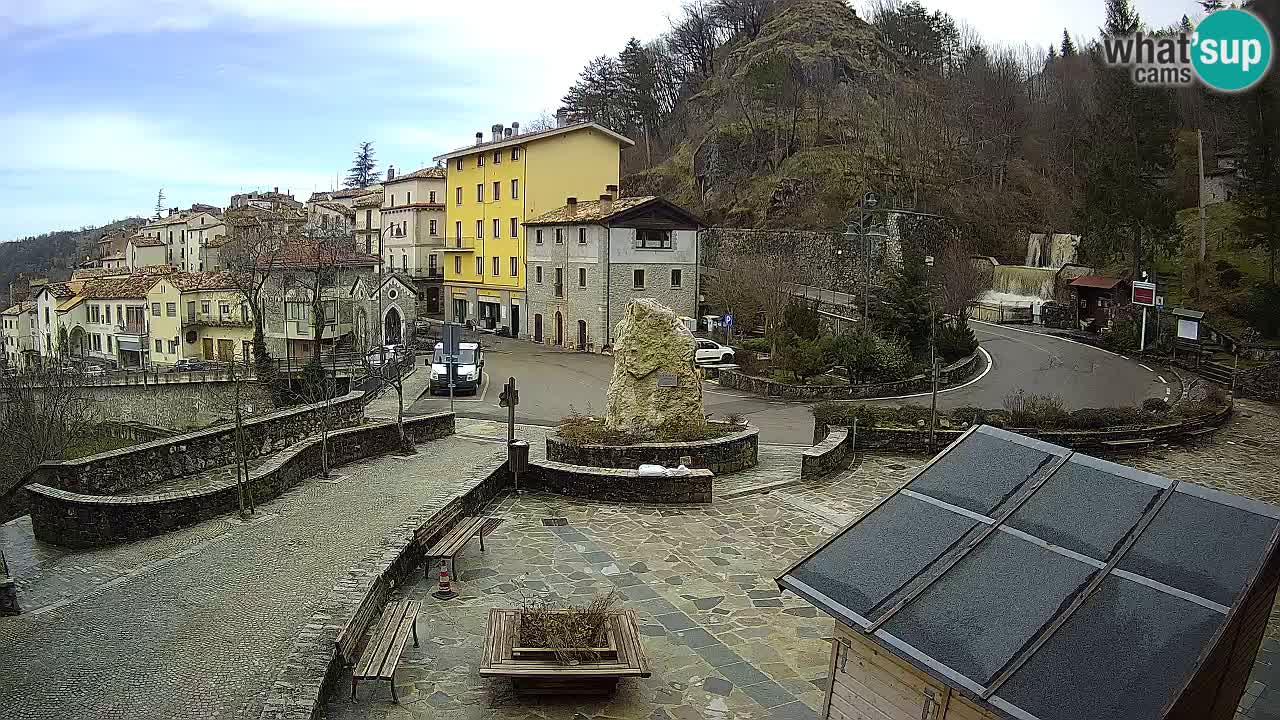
[508, 440, 529, 475]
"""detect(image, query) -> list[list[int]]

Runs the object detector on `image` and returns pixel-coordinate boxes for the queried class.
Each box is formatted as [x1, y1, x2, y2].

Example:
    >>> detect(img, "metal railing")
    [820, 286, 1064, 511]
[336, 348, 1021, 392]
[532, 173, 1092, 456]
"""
[183, 312, 252, 329]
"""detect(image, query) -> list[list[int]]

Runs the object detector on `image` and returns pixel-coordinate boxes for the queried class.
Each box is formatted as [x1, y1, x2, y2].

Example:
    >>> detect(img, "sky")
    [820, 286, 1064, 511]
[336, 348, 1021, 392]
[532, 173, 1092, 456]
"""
[0, 0, 1200, 241]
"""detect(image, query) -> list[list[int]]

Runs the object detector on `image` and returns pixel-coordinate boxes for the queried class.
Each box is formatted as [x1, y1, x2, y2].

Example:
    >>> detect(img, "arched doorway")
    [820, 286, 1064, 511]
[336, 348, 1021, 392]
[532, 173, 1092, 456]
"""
[577, 320, 587, 350]
[67, 326, 86, 358]
[384, 306, 403, 345]
[533, 314, 543, 343]
[554, 312, 563, 346]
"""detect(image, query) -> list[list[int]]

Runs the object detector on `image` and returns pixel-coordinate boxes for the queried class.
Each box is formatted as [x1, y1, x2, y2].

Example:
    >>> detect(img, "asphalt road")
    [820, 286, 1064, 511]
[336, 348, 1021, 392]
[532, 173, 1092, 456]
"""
[408, 326, 1171, 445]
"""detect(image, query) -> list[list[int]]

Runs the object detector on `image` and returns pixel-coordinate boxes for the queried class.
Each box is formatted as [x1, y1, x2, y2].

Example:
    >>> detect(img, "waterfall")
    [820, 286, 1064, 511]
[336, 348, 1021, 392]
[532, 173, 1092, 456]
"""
[1024, 233, 1079, 269]
[989, 266, 1058, 300]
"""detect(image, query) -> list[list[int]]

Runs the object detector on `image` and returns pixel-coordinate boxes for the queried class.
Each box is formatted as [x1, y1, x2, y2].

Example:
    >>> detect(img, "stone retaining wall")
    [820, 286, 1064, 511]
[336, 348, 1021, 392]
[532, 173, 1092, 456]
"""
[25, 392, 366, 498]
[525, 459, 713, 503]
[1237, 363, 1280, 402]
[25, 413, 455, 549]
[718, 351, 980, 401]
[814, 401, 1234, 454]
[800, 427, 851, 480]
[545, 425, 758, 474]
[258, 460, 511, 720]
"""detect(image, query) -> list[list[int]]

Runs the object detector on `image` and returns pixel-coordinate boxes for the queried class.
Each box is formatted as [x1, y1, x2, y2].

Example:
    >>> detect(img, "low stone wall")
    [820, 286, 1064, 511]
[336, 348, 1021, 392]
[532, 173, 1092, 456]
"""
[1242, 345, 1280, 363]
[525, 459, 713, 503]
[25, 412, 455, 549]
[545, 425, 758, 474]
[801, 427, 851, 480]
[1237, 363, 1280, 402]
[718, 351, 980, 401]
[259, 460, 511, 720]
[22, 392, 366, 499]
[814, 400, 1234, 455]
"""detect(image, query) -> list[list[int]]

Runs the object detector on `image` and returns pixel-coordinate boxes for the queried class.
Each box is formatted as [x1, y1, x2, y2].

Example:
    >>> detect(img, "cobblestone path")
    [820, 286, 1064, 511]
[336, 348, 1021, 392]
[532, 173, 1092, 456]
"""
[0, 435, 505, 720]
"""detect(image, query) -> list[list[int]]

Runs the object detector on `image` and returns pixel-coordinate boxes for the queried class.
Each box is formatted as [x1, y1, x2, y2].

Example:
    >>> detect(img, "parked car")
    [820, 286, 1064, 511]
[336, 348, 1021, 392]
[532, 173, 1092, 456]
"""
[695, 339, 735, 366]
[169, 359, 208, 373]
[428, 342, 483, 395]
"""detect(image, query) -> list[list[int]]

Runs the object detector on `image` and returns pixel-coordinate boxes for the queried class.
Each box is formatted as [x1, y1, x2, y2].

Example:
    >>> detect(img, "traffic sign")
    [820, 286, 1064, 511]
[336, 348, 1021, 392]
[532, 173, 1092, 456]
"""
[442, 322, 462, 359]
[1132, 281, 1156, 307]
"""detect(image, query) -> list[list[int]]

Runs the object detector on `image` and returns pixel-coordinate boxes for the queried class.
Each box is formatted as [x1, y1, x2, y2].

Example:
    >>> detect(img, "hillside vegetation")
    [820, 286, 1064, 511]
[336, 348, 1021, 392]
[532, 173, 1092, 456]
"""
[0, 218, 145, 304]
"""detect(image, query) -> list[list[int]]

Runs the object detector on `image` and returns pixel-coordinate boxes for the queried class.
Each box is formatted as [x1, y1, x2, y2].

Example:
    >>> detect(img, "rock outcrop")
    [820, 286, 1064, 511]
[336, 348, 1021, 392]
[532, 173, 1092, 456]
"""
[605, 299, 705, 433]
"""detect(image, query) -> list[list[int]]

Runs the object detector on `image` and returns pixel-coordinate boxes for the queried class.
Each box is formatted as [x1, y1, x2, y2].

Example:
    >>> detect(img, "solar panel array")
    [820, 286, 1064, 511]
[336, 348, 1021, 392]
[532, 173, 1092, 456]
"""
[781, 425, 1280, 720]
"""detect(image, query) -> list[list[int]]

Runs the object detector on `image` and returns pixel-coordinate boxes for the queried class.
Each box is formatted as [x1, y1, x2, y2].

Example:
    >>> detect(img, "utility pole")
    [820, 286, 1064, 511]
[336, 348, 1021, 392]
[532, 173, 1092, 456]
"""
[925, 255, 938, 453]
[1198, 129, 1208, 264]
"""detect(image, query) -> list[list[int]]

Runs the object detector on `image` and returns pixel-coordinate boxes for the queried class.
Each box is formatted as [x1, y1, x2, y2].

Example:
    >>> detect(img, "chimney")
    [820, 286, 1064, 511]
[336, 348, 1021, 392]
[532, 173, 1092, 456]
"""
[512, 121, 520, 135]
[387, 165, 395, 181]
[566, 197, 578, 216]
[606, 184, 618, 200]
[556, 109, 568, 128]
[599, 193, 613, 214]
[504, 127, 513, 139]
[492, 123, 503, 142]
[273, 186, 279, 194]
[475, 131, 484, 145]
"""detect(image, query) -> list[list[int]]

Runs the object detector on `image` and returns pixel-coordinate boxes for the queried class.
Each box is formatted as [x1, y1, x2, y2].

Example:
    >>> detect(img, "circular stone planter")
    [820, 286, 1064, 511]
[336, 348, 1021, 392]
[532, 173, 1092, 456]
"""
[546, 425, 759, 475]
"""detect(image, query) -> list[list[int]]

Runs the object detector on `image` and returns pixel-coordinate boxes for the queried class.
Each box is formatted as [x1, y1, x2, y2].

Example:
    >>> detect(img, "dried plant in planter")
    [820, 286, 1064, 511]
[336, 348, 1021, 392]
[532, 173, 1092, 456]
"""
[517, 588, 622, 665]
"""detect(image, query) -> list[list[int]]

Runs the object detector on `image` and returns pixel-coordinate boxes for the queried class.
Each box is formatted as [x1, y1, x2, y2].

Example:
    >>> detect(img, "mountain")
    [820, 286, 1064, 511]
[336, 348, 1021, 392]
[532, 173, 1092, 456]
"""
[0, 218, 146, 305]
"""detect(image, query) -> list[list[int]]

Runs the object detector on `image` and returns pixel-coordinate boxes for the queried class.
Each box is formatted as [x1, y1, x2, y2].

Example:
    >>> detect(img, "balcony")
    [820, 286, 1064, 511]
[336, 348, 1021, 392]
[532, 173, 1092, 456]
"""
[285, 321, 352, 340]
[182, 312, 253, 329]
[441, 239, 476, 253]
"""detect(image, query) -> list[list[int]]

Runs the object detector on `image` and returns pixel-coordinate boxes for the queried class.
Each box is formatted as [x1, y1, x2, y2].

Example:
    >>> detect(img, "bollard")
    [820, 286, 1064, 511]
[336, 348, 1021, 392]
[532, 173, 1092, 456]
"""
[432, 559, 458, 600]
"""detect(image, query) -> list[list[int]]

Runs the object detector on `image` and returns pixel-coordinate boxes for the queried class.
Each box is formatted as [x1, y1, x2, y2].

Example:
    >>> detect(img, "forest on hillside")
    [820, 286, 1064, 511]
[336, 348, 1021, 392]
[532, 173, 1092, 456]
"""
[0, 218, 145, 305]
[555, 0, 1280, 337]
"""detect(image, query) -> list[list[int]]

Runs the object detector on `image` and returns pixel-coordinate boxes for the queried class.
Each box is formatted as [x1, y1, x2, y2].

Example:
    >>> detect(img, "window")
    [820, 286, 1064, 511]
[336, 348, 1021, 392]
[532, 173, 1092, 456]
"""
[168, 340, 177, 354]
[555, 228, 564, 244]
[456, 158, 462, 171]
[152, 303, 161, 316]
[535, 266, 543, 283]
[391, 194, 395, 206]
[511, 147, 520, 161]
[477, 154, 484, 167]
[365, 209, 372, 228]
[166, 302, 176, 317]
[554, 268, 563, 296]
[116, 305, 123, 326]
[493, 218, 501, 238]
[671, 268, 682, 288]
[476, 184, 483, 202]
[637, 228, 673, 249]
[455, 221, 462, 242]
[493, 150, 501, 164]
[201, 301, 211, 314]
[476, 219, 484, 239]
[492, 256, 500, 276]
[454, 256, 462, 274]
[493, 181, 500, 201]
[535, 229, 543, 245]
[511, 179, 519, 198]
[107, 335, 112, 352]
[220, 302, 230, 317]
[510, 256, 518, 277]
[476, 257, 484, 275]
[105, 305, 112, 324]
[154, 339, 162, 352]
[578, 227, 587, 244]
[429, 191, 436, 203]
[455, 187, 462, 205]
[406, 191, 411, 204]
[578, 267, 587, 287]
[510, 217, 518, 238]
[430, 219, 438, 236]
[633, 269, 645, 289]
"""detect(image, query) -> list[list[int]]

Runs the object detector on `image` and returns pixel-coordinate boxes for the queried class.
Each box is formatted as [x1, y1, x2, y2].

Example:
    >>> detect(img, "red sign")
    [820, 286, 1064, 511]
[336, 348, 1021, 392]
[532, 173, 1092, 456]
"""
[1132, 281, 1156, 306]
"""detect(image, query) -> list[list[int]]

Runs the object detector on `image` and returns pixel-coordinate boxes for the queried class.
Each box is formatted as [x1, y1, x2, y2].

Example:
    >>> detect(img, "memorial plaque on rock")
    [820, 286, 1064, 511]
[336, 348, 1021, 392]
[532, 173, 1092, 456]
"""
[657, 372, 678, 388]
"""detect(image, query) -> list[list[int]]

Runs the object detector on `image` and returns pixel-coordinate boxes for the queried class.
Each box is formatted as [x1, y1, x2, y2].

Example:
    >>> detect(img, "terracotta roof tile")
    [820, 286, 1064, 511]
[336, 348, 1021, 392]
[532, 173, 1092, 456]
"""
[385, 167, 446, 184]
[525, 196, 654, 225]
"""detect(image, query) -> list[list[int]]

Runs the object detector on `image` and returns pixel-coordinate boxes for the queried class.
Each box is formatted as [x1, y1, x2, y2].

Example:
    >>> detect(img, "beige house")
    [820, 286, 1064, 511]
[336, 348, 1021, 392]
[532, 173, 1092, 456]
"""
[184, 215, 226, 271]
[141, 209, 225, 271]
[1, 301, 37, 371]
[171, 273, 253, 363]
[79, 274, 162, 368]
[354, 191, 383, 257]
[381, 166, 446, 314]
[33, 281, 87, 360]
[126, 236, 168, 269]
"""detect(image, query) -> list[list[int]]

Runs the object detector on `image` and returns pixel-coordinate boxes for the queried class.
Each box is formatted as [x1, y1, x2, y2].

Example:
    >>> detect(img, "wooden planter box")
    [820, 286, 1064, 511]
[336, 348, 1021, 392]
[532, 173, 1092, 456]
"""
[480, 608, 650, 695]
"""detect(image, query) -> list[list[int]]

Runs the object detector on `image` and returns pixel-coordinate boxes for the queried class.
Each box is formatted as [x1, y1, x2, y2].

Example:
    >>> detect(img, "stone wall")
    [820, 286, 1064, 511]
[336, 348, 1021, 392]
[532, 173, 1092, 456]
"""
[21, 392, 365, 499]
[800, 427, 851, 480]
[47, 379, 276, 430]
[1237, 363, 1280, 402]
[814, 400, 1234, 455]
[718, 351, 980, 401]
[25, 412, 455, 549]
[525, 459, 713, 503]
[259, 459, 510, 720]
[546, 425, 758, 474]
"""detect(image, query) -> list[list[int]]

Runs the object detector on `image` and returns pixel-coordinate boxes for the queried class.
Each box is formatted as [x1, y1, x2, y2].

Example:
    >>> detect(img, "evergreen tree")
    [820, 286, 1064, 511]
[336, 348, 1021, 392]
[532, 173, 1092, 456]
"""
[154, 188, 165, 219]
[1061, 29, 1077, 57]
[1200, 0, 1224, 12]
[345, 142, 380, 189]
[1237, 80, 1280, 283]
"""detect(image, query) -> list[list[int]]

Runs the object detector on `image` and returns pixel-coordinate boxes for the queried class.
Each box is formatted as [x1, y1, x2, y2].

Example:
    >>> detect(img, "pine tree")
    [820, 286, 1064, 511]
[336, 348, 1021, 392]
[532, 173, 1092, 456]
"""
[1237, 81, 1280, 283]
[1061, 29, 1077, 57]
[345, 142, 380, 189]
[1200, 0, 1224, 12]
[154, 188, 165, 219]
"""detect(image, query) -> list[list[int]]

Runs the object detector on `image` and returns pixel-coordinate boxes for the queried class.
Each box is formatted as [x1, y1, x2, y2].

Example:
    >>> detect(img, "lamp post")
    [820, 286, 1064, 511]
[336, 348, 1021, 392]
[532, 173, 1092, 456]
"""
[925, 254, 939, 453]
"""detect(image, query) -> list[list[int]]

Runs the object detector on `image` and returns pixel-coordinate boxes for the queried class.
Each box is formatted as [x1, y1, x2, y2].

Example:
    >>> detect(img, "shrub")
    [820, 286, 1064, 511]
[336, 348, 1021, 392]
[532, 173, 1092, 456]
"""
[934, 318, 979, 364]
[1142, 397, 1170, 415]
[783, 299, 821, 340]
[812, 402, 885, 429]
[866, 334, 915, 383]
[1203, 383, 1228, 405]
[774, 334, 828, 381]
[1003, 390, 1068, 428]
[739, 337, 771, 354]
[1215, 260, 1244, 289]
[950, 406, 995, 425]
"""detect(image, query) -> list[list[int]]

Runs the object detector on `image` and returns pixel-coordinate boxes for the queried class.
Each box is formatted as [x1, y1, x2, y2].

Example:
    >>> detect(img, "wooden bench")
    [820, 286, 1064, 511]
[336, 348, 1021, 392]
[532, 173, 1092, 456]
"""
[351, 600, 421, 702]
[423, 515, 491, 578]
[1102, 438, 1155, 449]
[335, 575, 390, 668]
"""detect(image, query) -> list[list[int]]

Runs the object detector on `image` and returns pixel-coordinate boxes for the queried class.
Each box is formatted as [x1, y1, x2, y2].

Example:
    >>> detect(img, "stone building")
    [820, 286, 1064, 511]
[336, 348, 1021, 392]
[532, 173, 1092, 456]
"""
[524, 194, 701, 352]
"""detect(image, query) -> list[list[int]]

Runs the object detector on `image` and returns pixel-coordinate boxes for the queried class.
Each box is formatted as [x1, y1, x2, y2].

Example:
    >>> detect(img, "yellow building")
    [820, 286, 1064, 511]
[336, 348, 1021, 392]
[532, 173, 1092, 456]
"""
[434, 121, 632, 336]
[146, 272, 253, 366]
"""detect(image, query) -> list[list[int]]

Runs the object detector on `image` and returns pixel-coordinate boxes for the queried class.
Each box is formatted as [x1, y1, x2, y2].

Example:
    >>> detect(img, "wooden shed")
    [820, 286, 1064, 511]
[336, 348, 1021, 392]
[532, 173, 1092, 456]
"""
[777, 425, 1280, 720]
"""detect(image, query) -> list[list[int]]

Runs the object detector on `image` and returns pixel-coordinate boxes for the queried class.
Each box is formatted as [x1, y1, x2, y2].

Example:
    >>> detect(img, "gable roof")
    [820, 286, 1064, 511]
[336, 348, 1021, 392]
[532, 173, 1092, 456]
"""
[434, 121, 634, 161]
[2, 301, 35, 316]
[82, 274, 165, 300]
[168, 271, 238, 292]
[376, 273, 419, 297]
[524, 195, 703, 227]
[777, 425, 1280, 720]
[130, 236, 166, 248]
[271, 242, 381, 269]
[384, 167, 446, 184]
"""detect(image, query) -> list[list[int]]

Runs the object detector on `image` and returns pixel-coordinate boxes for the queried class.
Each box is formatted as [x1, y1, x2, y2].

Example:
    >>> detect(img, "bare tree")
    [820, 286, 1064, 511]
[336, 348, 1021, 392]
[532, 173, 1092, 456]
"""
[937, 241, 992, 318]
[357, 318, 413, 453]
[707, 247, 802, 350]
[0, 349, 92, 513]
[222, 206, 295, 376]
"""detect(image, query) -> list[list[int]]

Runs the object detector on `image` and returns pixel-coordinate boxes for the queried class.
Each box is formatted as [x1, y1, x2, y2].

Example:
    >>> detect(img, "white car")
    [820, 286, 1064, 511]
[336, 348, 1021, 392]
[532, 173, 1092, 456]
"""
[695, 339, 735, 365]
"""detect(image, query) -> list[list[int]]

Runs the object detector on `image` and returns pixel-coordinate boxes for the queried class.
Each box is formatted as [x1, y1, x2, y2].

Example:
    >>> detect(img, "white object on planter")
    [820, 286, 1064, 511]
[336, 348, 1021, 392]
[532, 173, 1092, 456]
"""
[638, 464, 666, 476]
